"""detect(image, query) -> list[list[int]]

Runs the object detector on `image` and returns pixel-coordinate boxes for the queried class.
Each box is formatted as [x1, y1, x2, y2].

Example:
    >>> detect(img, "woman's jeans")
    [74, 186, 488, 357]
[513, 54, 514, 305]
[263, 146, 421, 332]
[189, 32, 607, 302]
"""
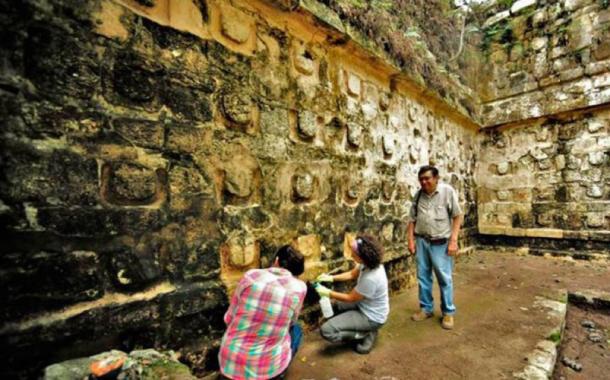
[320, 302, 382, 343]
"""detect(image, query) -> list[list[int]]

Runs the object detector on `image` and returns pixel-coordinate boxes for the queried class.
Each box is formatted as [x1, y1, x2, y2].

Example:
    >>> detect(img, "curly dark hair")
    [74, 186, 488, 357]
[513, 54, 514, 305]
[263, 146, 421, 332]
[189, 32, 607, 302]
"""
[354, 234, 384, 269]
[275, 245, 305, 276]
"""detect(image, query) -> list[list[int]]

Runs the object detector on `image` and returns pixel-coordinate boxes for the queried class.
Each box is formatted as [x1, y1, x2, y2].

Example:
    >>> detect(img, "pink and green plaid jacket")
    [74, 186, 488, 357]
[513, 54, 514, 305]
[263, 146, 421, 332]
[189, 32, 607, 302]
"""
[219, 267, 307, 380]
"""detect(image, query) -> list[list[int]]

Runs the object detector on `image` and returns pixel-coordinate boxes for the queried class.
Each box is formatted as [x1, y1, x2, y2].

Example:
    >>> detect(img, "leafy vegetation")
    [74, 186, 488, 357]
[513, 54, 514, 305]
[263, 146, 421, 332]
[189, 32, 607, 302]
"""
[317, 0, 476, 102]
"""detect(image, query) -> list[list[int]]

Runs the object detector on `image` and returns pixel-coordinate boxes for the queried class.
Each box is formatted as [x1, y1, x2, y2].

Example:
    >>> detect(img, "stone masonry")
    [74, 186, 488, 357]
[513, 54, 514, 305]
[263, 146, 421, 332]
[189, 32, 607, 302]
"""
[0, 0, 478, 378]
[477, 0, 610, 257]
[0, 0, 608, 378]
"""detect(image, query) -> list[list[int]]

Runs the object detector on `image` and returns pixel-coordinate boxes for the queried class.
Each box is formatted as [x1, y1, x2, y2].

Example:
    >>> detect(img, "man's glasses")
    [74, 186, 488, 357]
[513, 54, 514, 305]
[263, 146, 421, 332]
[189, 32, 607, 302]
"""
[418, 176, 434, 182]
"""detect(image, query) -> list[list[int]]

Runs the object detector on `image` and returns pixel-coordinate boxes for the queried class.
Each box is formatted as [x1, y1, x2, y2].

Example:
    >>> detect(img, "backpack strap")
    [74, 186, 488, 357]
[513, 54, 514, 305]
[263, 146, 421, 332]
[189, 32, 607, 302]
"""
[414, 189, 422, 219]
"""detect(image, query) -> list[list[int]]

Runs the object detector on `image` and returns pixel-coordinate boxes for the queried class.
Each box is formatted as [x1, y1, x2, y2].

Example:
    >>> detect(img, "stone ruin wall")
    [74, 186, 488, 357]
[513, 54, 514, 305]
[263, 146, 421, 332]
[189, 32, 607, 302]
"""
[0, 0, 478, 377]
[476, 0, 610, 256]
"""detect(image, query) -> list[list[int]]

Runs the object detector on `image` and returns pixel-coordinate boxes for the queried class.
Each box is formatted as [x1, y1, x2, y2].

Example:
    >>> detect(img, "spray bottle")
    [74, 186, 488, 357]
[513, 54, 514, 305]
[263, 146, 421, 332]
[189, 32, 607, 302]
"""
[319, 292, 334, 318]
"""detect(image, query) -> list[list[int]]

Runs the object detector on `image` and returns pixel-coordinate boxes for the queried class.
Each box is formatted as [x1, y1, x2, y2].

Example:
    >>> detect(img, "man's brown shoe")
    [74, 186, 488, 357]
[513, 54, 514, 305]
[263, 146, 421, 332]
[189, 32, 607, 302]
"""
[441, 315, 454, 330]
[411, 309, 434, 321]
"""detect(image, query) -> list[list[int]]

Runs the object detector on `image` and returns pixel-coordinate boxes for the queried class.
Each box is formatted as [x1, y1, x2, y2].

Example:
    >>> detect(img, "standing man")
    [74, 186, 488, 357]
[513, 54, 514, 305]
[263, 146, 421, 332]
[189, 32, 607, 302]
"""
[219, 245, 307, 380]
[407, 165, 463, 330]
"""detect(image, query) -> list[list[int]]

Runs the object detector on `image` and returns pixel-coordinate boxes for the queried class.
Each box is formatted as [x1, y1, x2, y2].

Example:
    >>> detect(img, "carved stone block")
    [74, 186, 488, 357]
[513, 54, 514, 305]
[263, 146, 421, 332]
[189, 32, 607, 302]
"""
[346, 72, 361, 97]
[347, 122, 363, 147]
[101, 162, 167, 207]
[297, 110, 318, 139]
[292, 172, 315, 201]
[221, 92, 253, 126]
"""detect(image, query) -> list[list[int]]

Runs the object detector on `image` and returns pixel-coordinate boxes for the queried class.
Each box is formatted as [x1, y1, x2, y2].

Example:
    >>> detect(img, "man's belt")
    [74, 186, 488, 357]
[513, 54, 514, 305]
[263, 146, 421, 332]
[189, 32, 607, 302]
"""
[415, 234, 448, 245]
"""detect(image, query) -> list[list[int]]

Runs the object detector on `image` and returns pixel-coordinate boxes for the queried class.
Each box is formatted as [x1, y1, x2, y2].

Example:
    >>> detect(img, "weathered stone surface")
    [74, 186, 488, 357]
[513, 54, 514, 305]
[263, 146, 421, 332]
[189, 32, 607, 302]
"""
[220, 9, 251, 44]
[293, 172, 315, 200]
[497, 162, 510, 175]
[10, 0, 610, 379]
[383, 135, 396, 156]
[44, 349, 196, 380]
[221, 91, 253, 126]
[479, 110, 610, 240]
[511, 0, 536, 15]
[1, 250, 103, 321]
[347, 122, 363, 147]
[297, 110, 318, 139]
[109, 163, 158, 202]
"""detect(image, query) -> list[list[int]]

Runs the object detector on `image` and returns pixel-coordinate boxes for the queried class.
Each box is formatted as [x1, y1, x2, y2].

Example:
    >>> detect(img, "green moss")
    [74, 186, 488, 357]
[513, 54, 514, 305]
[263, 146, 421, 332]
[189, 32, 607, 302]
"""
[497, 0, 516, 10]
[547, 330, 562, 343]
[141, 360, 195, 380]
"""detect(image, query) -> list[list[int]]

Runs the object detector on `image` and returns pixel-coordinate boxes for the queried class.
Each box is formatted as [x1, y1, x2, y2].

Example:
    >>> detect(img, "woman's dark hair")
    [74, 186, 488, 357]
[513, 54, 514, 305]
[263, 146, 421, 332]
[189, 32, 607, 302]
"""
[354, 234, 383, 269]
[275, 245, 305, 276]
[418, 165, 439, 178]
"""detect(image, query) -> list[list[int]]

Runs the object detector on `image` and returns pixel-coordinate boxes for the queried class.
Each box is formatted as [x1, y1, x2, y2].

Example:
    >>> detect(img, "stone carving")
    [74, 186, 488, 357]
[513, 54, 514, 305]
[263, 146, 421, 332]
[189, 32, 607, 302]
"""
[221, 92, 253, 126]
[586, 213, 604, 228]
[228, 242, 258, 268]
[101, 162, 167, 207]
[383, 135, 395, 157]
[381, 222, 394, 242]
[297, 110, 318, 139]
[536, 213, 553, 227]
[497, 162, 510, 175]
[220, 235, 260, 293]
[111, 163, 157, 201]
[343, 175, 363, 205]
[586, 185, 603, 198]
[346, 72, 361, 97]
[290, 234, 326, 280]
[294, 50, 315, 75]
[408, 102, 418, 122]
[224, 163, 253, 198]
[217, 151, 261, 205]
[347, 122, 363, 147]
[221, 237, 259, 268]
[497, 190, 510, 201]
[292, 172, 315, 201]
[379, 92, 390, 111]
[382, 180, 395, 202]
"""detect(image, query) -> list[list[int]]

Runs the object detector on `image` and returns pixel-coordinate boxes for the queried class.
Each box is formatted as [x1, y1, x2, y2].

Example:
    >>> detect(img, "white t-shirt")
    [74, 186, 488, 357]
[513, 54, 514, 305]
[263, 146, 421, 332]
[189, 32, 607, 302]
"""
[355, 264, 389, 324]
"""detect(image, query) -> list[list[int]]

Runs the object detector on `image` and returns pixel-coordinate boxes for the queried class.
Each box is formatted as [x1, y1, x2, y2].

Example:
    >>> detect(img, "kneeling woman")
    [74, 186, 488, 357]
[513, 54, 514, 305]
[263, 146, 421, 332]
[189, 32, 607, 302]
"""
[314, 234, 389, 354]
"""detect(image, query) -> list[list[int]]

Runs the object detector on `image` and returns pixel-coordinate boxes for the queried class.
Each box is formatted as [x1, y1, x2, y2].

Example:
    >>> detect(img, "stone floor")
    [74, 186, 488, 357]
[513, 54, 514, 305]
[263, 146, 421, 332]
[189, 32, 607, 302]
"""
[286, 249, 610, 380]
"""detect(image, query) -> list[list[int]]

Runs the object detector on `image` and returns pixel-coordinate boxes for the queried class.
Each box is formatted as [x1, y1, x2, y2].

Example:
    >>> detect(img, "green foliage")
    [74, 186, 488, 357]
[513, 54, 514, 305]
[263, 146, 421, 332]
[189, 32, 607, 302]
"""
[601, 0, 610, 9]
[371, 0, 393, 11]
[481, 22, 512, 55]
[497, 0, 516, 9]
[339, 0, 367, 9]
[404, 26, 421, 39]
[547, 330, 562, 344]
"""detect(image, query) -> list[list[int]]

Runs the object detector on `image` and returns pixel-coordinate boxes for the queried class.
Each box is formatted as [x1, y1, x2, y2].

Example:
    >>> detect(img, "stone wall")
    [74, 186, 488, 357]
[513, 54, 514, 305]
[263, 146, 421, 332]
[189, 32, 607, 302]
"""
[477, 108, 610, 256]
[0, 0, 478, 377]
[476, 0, 610, 256]
[479, 0, 610, 125]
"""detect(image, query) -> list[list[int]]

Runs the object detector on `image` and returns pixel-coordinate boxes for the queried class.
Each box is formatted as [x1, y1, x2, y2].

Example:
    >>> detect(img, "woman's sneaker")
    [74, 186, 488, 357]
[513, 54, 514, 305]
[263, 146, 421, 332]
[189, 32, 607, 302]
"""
[355, 330, 378, 354]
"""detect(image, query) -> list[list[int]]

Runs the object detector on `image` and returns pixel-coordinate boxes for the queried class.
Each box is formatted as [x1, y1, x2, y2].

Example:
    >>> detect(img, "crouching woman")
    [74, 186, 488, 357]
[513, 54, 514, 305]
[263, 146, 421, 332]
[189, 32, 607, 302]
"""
[315, 234, 389, 354]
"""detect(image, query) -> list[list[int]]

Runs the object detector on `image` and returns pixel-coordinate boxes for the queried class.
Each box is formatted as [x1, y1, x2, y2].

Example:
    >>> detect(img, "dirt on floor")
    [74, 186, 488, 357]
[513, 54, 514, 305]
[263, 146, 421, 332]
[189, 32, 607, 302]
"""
[552, 305, 610, 380]
[286, 249, 610, 380]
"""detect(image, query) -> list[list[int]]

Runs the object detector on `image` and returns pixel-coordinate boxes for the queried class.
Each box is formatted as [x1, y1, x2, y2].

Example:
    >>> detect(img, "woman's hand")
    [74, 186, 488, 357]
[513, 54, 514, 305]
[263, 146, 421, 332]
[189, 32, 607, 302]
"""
[316, 273, 334, 283]
[314, 283, 331, 298]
